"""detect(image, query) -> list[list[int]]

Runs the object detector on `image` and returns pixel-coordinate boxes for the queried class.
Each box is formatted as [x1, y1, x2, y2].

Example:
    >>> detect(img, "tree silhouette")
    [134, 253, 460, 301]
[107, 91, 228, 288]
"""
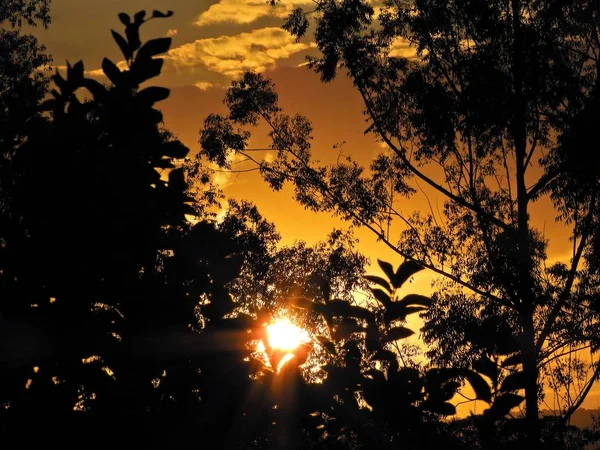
[0, 10, 392, 448]
[199, 1, 600, 448]
[0, 0, 51, 224]
[0, 11, 270, 446]
[259, 259, 492, 450]
[220, 201, 368, 316]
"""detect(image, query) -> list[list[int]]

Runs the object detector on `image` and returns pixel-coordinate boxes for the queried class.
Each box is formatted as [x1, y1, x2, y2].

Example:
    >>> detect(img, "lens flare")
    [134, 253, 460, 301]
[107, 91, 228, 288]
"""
[266, 319, 308, 351]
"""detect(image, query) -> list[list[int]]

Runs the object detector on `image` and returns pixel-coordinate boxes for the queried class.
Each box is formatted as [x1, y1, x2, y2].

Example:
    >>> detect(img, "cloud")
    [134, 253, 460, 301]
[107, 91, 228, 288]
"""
[388, 37, 418, 59]
[167, 29, 178, 37]
[196, 0, 312, 26]
[194, 81, 215, 90]
[212, 152, 249, 189]
[82, 60, 129, 78]
[166, 27, 315, 78]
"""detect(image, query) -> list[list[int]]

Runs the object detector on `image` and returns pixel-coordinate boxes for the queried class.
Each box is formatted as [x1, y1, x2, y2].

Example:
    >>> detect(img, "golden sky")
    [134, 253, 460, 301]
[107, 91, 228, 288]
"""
[32, 0, 600, 412]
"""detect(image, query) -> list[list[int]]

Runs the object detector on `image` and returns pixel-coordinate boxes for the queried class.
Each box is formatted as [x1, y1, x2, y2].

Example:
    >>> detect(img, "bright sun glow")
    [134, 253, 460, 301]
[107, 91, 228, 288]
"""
[266, 319, 308, 351]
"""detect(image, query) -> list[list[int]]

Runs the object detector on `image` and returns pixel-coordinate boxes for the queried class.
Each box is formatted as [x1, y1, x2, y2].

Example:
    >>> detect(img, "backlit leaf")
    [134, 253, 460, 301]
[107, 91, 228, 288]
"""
[118, 13, 131, 26]
[382, 326, 414, 342]
[377, 259, 395, 282]
[499, 371, 527, 392]
[101, 58, 122, 85]
[463, 370, 492, 403]
[364, 275, 392, 292]
[473, 355, 498, 385]
[501, 353, 523, 367]
[489, 393, 524, 418]
[393, 259, 424, 288]
[372, 349, 396, 362]
[134, 10, 146, 24]
[399, 294, 431, 307]
[162, 141, 189, 159]
[152, 10, 174, 18]
[371, 288, 391, 307]
[137, 38, 172, 60]
[137, 86, 171, 105]
[111, 30, 132, 61]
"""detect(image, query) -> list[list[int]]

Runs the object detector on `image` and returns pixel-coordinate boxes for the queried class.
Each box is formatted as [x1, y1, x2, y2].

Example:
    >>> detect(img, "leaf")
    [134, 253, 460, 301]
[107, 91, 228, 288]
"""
[162, 141, 189, 159]
[118, 13, 131, 26]
[501, 353, 523, 367]
[134, 10, 146, 24]
[51, 72, 67, 92]
[70, 61, 84, 83]
[137, 86, 171, 105]
[364, 275, 392, 292]
[473, 355, 498, 385]
[489, 393, 524, 418]
[130, 58, 163, 84]
[125, 24, 141, 52]
[80, 78, 105, 101]
[462, 370, 492, 403]
[365, 324, 382, 352]
[371, 288, 391, 307]
[137, 38, 172, 60]
[102, 58, 122, 85]
[316, 336, 336, 355]
[348, 305, 375, 322]
[399, 294, 432, 307]
[111, 30, 132, 61]
[437, 380, 461, 401]
[422, 400, 456, 415]
[168, 167, 186, 192]
[152, 10, 174, 18]
[334, 318, 364, 341]
[393, 259, 424, 288]
[405, 306, 428, 315]
[146, 108, 163, 124]
[499, 371, 527, 392]
[384, 303, 407, 322]
[382, 326, 414, 343]
[325, 299, 351, 316]
[372, 349, 396, 362]
[377, 259, 395, 282]
[154, 159, 175, 169]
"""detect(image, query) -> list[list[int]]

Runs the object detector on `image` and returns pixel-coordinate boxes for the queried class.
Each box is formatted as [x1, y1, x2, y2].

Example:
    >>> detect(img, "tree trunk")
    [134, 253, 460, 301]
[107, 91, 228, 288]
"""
[510, 0, 540, 444]
[521, 309, 540, 448]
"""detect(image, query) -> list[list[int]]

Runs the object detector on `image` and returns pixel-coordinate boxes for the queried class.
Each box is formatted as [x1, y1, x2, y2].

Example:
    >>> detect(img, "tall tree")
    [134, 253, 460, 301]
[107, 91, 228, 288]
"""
[199, 0, 600, 447]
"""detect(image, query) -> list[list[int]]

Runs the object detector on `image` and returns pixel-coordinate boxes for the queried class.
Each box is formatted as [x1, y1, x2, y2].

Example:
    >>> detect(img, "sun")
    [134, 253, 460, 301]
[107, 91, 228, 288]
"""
[266, 318, 309, 351]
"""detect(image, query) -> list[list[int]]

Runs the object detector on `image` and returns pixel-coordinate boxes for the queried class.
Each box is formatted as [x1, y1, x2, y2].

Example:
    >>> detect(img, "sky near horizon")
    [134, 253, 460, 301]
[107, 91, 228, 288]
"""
[30, 0, 600, 412]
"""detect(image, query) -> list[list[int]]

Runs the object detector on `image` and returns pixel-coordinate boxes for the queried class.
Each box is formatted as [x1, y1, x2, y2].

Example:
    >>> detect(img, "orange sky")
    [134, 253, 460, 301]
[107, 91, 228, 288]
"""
[31, 0, 599, 412]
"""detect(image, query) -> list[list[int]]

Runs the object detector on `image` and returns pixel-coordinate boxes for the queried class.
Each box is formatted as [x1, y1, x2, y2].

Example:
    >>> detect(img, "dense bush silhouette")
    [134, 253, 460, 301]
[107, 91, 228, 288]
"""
[0, 11, 269, 447]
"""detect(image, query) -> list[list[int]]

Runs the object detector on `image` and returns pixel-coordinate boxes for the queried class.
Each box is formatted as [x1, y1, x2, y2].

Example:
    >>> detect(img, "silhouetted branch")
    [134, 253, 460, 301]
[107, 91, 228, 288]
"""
[357, 85, 512, 233]
[536, 194, 597, 353]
